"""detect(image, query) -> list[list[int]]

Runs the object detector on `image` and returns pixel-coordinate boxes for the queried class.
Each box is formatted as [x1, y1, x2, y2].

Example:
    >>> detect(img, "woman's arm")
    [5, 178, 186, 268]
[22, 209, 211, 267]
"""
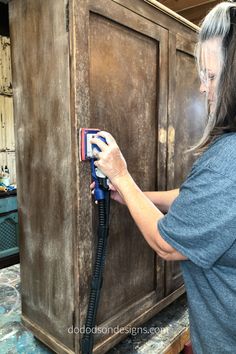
[144, 189, 179, 213]
[112, 174, 186, 261]
[90, 132, 187, 261]
[91, 183, 179, 213]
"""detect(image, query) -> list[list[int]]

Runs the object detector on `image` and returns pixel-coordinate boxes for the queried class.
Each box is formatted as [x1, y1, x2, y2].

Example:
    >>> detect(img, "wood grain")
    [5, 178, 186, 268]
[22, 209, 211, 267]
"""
[164, 327, 190, 354]
[9, 0, 74, 350]
[178, 1, 221, 25]
[160, 0, 219, 13]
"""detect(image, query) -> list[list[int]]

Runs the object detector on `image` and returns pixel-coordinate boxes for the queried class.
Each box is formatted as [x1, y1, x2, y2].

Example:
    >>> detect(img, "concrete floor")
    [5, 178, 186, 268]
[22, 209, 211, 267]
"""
[0, 264, 189, 354]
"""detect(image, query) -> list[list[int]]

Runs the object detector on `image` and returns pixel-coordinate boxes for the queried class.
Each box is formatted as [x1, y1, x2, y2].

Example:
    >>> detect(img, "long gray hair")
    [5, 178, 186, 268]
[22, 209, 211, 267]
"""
[190, 1, 236, 154]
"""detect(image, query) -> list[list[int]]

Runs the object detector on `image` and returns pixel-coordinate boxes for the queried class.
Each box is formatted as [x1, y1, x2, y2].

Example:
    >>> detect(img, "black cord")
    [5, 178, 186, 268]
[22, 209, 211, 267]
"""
[81, 191, 110, 354]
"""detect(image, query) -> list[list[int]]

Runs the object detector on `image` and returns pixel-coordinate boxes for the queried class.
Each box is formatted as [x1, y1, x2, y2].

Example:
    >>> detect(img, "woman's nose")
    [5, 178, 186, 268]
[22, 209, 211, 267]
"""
[199, 82, 207, 94]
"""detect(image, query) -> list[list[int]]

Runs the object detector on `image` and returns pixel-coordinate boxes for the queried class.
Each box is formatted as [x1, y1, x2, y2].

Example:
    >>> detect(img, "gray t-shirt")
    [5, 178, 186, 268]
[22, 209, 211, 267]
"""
[158, 132, 236, 354]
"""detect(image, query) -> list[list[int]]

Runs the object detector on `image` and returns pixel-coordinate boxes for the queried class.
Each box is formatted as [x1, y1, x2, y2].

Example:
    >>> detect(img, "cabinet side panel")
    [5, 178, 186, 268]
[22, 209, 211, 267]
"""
[165, 33, 206, 296]
[9, 0, 74, 349]
[170, 39, 205, 188]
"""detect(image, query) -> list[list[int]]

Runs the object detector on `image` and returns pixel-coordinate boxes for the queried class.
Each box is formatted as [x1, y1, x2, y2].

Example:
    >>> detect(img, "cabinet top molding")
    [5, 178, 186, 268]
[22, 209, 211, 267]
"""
[4, 0, 199, 31]
[144, 0, 200, 31]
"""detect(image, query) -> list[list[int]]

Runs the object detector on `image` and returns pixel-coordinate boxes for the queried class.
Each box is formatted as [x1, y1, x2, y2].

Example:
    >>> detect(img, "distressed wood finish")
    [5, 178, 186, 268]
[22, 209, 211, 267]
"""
[167, 33, 205, 190]
[90, 13, 161, 321]
[73, 1, 168, 352]
[163, 327, 190, 354]
[9, 0, 203, 353]
[114, 0, 199, 33]
[165, 32, 205, 296]
[9, 0, 74, 350]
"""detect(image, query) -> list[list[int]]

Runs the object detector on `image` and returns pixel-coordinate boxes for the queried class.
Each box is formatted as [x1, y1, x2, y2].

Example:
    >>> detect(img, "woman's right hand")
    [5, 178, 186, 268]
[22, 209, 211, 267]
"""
[90, 181, 126, 205]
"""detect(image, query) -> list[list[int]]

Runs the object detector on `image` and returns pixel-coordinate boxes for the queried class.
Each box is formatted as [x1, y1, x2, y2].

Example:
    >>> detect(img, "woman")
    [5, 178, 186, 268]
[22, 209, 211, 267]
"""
[90, 2, 236, 353]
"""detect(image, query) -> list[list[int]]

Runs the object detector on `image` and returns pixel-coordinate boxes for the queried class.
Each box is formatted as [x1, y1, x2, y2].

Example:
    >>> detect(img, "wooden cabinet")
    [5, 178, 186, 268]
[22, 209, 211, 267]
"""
[9, 0, 205, 353]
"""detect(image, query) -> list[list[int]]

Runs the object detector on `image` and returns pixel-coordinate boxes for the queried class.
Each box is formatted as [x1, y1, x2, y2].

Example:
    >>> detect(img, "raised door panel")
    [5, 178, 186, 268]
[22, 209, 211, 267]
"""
[74, 1, 168, 352]
[165, 32, 206, 295]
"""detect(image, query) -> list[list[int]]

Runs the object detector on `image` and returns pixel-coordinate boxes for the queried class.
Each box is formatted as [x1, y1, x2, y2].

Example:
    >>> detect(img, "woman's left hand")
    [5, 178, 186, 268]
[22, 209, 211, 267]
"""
[90, 131, 128, 185]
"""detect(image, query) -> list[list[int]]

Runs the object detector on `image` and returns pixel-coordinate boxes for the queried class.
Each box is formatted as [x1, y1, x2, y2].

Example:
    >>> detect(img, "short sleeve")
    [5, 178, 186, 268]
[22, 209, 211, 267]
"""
[158, 166, 236, 269]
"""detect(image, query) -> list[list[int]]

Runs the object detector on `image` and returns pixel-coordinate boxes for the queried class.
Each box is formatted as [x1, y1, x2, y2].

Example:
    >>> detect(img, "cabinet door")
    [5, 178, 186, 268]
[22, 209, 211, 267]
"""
[74, 0, 168, 351]
[165, 32, 206, 295]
